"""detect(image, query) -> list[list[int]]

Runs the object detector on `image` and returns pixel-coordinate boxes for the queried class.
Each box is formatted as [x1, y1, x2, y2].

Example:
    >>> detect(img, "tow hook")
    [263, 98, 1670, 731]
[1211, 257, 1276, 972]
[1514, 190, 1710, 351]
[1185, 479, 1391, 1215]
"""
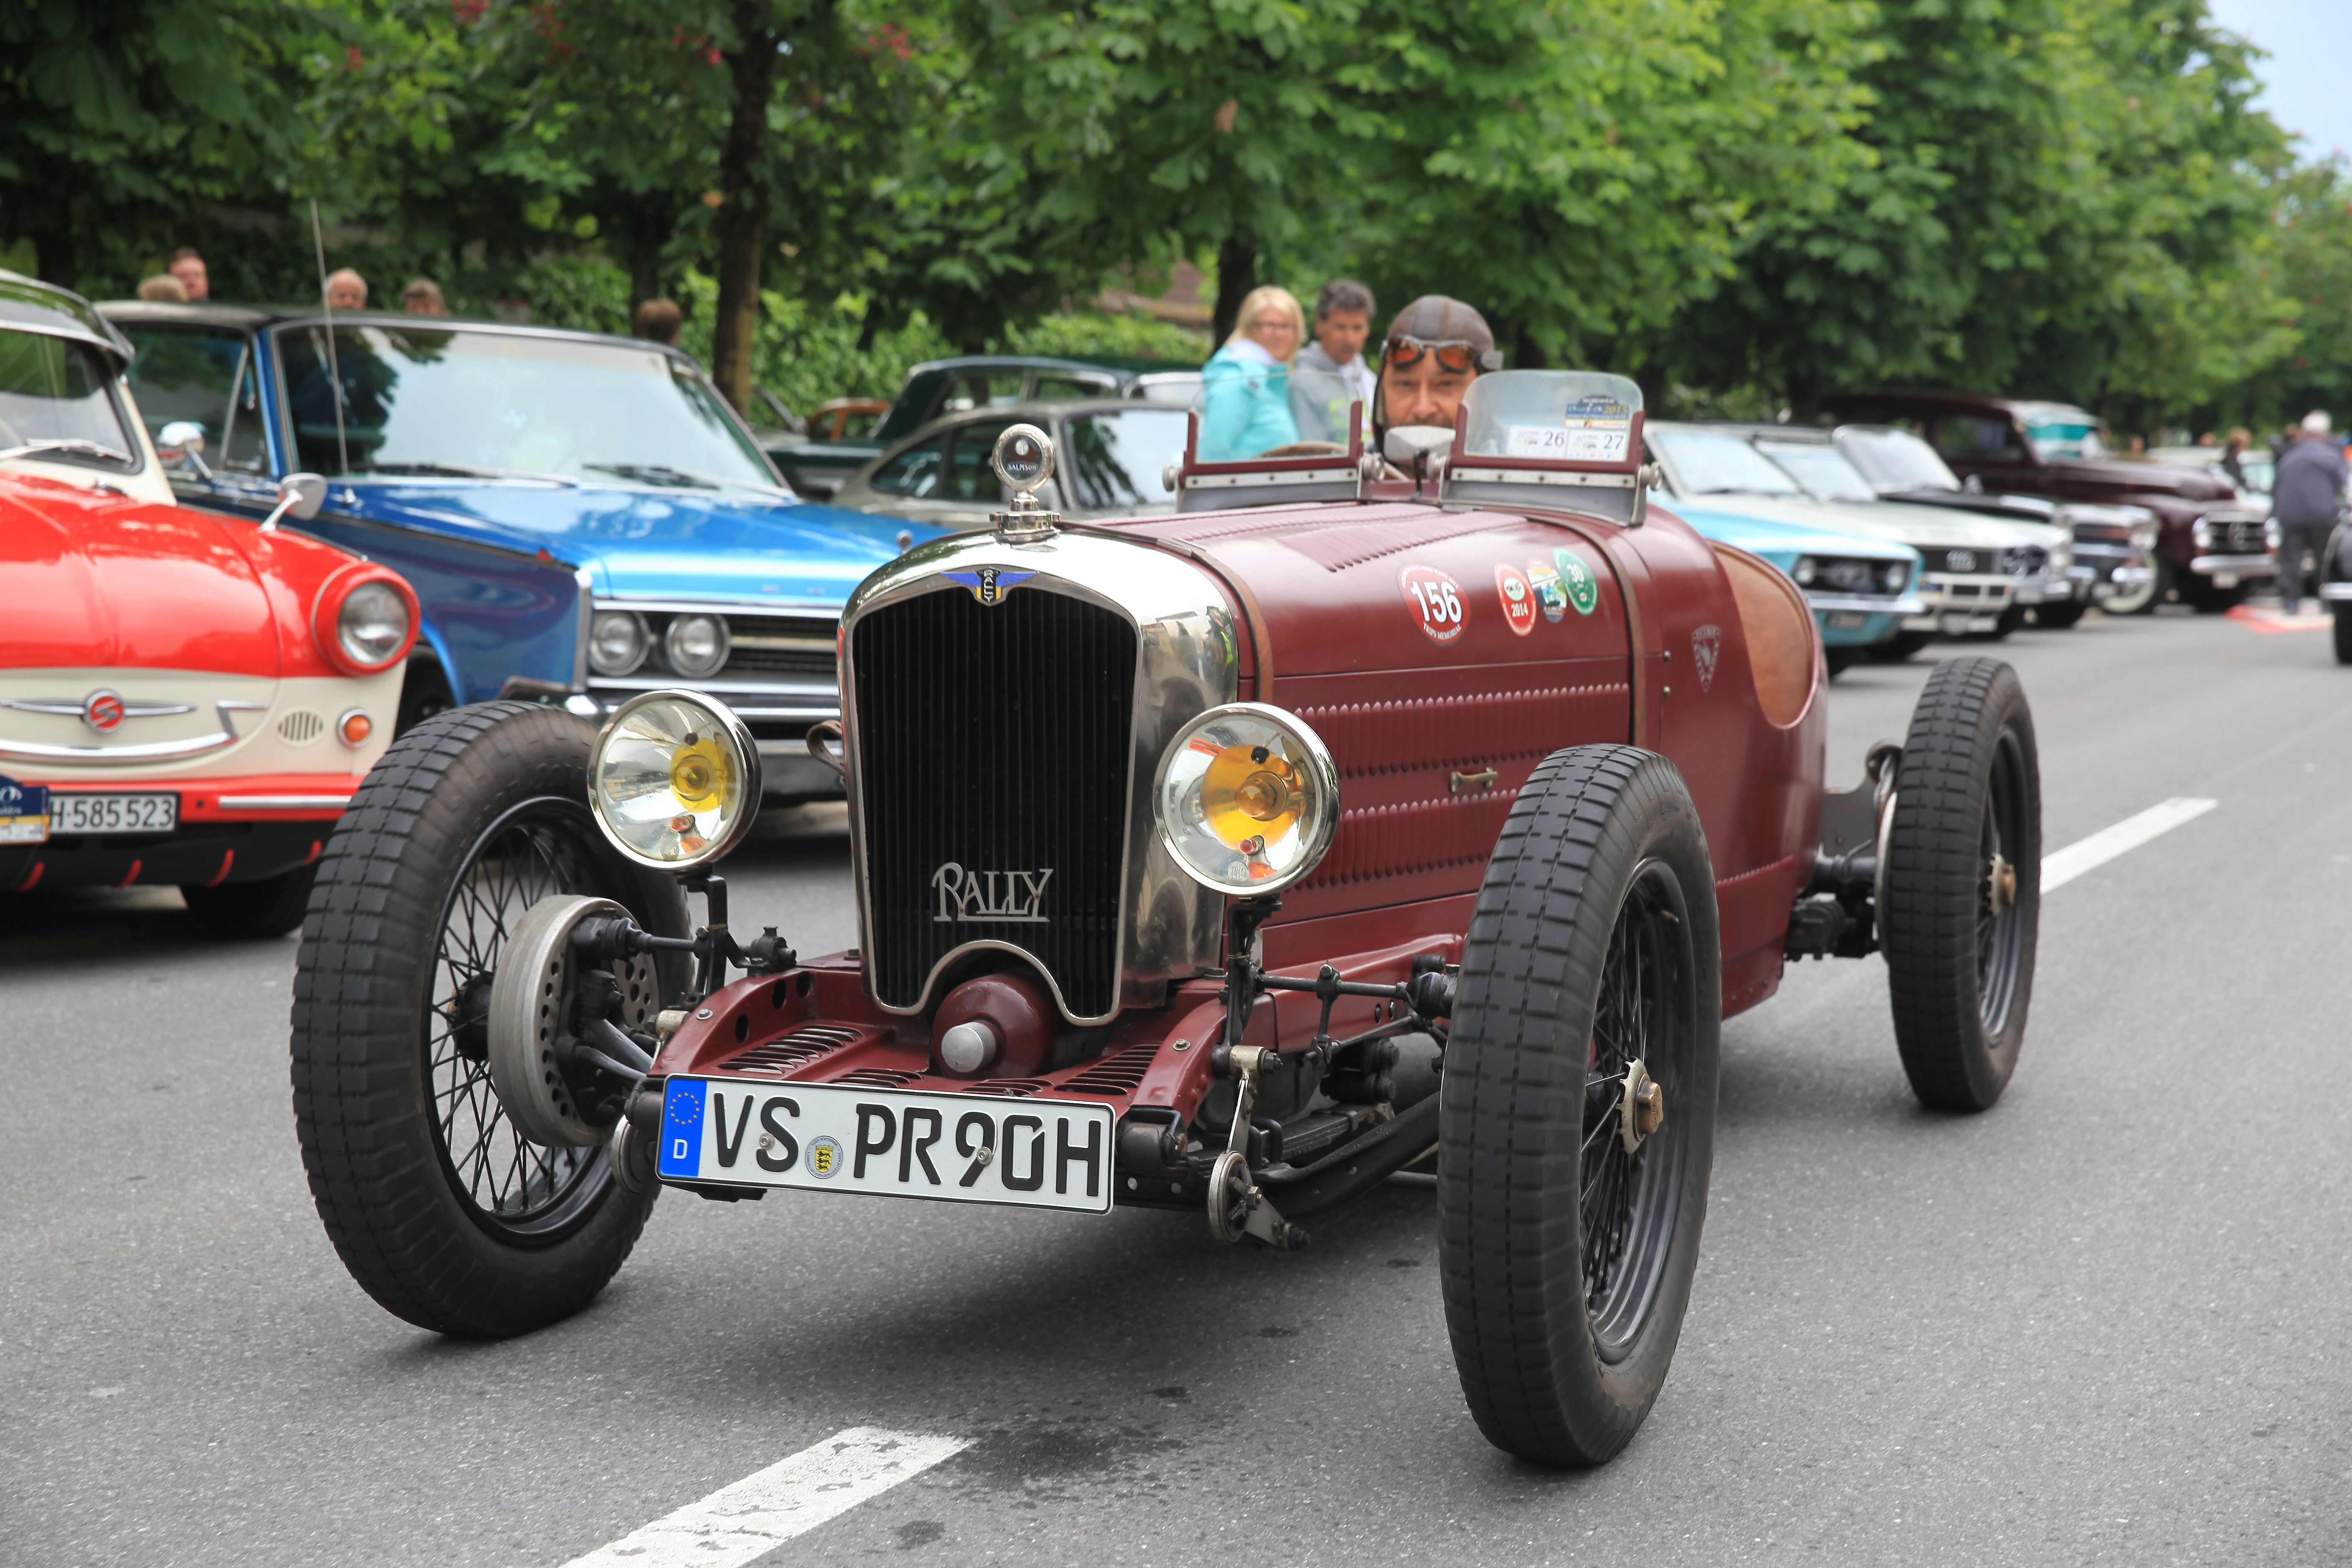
[1620, 1059, 1665, 1154]
[1207, 1046, 1308, 1250]
[1988, 853, 2017, 915]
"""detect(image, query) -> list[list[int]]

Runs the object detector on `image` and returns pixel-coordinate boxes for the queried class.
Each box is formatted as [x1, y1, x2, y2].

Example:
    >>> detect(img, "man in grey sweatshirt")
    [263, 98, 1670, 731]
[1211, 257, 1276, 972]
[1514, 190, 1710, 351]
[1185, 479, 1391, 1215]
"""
[2273, 411, 2349, 613]
[1294, 280, 1377, 439]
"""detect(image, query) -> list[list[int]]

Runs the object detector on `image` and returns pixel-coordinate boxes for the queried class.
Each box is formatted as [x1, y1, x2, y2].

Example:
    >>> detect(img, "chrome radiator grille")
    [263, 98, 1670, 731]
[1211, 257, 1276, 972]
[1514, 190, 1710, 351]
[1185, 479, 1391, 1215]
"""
[849, 585, 1139, 1018]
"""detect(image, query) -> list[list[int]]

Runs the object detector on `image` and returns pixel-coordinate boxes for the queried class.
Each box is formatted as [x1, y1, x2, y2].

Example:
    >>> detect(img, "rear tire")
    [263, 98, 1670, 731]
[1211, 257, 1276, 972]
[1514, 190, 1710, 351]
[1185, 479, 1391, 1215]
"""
[1439, 746, 1720, 1466]
[181, 865, 315, 939]
[290, 701, 690, 1337]
[2179, 570, 2245, 613]
[1880, 658, 2040, 1112]
[2331, 605, 2352, 665]
[2032, 601, 2086, 629]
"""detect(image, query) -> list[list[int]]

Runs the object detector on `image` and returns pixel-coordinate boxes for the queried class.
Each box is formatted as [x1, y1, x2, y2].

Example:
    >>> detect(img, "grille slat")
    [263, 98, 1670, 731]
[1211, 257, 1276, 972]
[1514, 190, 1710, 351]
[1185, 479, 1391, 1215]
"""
[852, 585, 1138, 1018]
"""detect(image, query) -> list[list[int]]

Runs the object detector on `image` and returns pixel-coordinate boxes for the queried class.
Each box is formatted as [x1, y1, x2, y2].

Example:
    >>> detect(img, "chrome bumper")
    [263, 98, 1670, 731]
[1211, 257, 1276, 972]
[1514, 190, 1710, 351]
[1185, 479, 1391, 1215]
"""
[2318, 583, 2352, 602]
[1805, 592, 1926, 616]
[2190, 554, 2275, 579]
[1904, 574, 2014, 633]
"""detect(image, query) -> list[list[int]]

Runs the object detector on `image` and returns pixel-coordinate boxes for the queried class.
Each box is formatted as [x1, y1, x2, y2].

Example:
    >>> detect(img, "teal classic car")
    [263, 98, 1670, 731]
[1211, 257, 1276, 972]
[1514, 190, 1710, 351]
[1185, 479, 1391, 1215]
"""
[1660, 500, 1923, 674]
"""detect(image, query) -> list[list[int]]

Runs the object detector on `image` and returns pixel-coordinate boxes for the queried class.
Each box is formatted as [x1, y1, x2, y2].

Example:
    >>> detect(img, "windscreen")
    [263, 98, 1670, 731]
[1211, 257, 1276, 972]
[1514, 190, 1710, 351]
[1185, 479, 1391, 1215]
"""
[275, 325, 780, 490]
[1756, 441, 1878, 503]
[1648, 427, 1800, 496]
[1459, 371, 1642, 462]
[1835, 426, 1960, 493]
[2022, 412, 2108, 462]
[0, 329, 137, 468]
[1190, 366, 1359, 461]
[1063, 407, 1188, 511]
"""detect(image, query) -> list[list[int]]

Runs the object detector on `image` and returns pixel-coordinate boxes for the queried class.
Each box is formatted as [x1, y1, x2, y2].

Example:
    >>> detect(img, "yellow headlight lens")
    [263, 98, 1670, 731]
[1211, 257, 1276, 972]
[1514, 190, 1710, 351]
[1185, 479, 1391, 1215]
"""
[589, 691, 761, 869]
[1155, 704, 1339, 895]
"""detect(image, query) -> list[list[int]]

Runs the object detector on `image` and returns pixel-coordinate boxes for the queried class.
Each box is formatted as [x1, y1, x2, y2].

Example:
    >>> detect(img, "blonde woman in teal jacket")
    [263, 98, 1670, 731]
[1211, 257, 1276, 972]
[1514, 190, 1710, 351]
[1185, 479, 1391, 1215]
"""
[1199, 285, 1305, 461]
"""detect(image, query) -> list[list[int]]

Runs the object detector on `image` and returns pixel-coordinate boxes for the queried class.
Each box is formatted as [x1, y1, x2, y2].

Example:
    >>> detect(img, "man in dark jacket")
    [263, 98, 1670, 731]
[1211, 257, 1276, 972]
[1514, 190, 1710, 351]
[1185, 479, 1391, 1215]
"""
[2273, 412, 2349, 613]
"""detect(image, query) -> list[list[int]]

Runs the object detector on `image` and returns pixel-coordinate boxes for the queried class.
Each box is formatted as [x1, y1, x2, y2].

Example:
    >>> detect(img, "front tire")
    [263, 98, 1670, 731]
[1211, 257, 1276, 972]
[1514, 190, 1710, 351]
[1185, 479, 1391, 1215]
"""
[1881, 658, 2040, 1112]
[1439, 746, 1720, 1466]
[290, 702, 690, 1337]
[2032, 601, 2086, 629]
[2331, 605, 2352, 665]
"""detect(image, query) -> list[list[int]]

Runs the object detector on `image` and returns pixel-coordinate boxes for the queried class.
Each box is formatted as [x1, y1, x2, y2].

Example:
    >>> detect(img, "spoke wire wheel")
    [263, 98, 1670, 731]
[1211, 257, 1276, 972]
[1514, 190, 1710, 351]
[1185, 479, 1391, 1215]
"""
[1881, 657, 2041, 1111]
[429, 804, 624, 1240]
[1439, 745, 1720, 1467]
[291, 702, 689, 1337]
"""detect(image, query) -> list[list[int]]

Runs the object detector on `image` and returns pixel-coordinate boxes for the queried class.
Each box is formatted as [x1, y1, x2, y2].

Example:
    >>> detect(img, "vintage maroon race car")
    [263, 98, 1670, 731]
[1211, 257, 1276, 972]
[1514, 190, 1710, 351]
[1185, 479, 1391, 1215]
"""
[289, 371, 2040, 1466]
[0, 272, 416, 936]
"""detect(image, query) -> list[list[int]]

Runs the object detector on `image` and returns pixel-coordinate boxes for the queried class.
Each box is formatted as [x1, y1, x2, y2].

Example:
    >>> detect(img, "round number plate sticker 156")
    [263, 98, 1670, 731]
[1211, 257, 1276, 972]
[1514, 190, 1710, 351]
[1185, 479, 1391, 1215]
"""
[1400, 565, 1467, 643]
[1494, 563, 1537, 636]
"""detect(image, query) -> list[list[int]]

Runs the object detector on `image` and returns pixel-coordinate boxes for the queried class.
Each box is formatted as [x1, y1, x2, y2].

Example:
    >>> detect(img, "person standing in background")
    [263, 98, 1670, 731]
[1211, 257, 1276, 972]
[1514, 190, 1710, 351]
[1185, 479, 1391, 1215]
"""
[1295, 280, 1376, 438]
[1198, 284, 1305, 460]
[634, 298, 683, 347]
[323, 268, 369, 310]
[2220, 427, 2253, 492]
[166, 248, 209, 302]
[400, 278, 446, 316]
[2271, 412, 2350, 615]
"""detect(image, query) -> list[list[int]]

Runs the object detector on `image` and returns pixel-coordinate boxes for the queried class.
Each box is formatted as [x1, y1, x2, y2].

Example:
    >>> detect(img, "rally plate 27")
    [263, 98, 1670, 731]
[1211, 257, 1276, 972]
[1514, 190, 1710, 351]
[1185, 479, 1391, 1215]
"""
[657, 1076, 1116, 1214]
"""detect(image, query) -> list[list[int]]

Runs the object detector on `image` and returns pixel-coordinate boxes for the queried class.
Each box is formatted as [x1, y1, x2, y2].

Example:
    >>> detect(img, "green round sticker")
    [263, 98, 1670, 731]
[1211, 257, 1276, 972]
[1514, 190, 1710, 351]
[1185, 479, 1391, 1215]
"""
[1553, 548, 1600, 616]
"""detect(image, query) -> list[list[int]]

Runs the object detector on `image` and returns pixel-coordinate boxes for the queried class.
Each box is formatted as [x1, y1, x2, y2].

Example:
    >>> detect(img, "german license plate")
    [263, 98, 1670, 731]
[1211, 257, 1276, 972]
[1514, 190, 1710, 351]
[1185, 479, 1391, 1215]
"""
[657, 1077, 1116, 1213]
[52, 793, 177, 834]
[1825, 611, 1868, 630]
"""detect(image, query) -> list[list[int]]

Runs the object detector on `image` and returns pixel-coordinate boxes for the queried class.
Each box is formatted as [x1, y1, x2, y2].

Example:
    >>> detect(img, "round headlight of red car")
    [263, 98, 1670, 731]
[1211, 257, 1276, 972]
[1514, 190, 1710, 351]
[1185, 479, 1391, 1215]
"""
[312, 566, 419, 677]
[1154, 702, 1341, 896]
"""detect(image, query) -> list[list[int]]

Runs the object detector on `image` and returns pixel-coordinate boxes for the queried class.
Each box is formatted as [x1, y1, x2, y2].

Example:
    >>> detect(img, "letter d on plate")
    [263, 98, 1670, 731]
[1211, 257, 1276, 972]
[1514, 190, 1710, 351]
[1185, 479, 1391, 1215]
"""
[659, 1078, 707, 1179]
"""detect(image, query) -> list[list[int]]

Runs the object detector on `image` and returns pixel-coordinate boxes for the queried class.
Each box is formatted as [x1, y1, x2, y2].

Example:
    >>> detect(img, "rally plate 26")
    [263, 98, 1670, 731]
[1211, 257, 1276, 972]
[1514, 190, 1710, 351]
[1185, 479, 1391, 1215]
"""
[657, 1076, 1116, 1214]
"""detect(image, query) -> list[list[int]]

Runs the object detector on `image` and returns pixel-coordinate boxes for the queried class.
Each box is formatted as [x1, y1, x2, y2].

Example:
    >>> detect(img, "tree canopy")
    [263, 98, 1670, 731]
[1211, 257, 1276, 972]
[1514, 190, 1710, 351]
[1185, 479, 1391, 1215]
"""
[0, 0, 2337, 433]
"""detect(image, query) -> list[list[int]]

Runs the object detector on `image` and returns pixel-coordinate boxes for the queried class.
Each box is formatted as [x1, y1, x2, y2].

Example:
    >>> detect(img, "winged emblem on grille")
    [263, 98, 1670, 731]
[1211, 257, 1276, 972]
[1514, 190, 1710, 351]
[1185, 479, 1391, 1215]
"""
[942, 567, 1036, 606]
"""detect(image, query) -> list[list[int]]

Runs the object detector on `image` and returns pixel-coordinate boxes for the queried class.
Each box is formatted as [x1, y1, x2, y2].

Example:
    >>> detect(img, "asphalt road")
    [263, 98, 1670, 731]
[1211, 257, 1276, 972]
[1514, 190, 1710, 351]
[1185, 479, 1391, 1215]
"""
[7, 606, 2352, 1567]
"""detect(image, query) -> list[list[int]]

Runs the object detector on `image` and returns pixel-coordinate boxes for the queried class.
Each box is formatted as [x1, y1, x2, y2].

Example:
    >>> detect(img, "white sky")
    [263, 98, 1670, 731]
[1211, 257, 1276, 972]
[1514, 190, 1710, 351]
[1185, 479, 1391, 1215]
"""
[2204, 0, 2351, 161]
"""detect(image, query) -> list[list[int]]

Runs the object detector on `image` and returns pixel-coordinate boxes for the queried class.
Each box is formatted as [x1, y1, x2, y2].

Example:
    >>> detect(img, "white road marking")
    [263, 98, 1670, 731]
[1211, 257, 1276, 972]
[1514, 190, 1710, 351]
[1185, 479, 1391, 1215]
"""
[2043, 797, 2218, 892]
[562, 1426, 969, 1568]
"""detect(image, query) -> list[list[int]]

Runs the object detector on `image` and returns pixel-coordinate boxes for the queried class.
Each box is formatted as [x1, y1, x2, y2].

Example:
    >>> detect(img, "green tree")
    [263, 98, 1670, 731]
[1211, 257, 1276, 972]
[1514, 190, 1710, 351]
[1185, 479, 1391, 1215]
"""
[0, 0, 323, 289]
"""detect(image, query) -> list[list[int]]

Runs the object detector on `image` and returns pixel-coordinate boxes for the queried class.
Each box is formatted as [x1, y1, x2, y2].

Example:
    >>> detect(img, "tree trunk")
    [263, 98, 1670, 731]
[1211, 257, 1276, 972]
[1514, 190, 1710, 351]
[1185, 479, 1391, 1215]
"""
[1211, 233, 1257, 345]
[710, 0, 782, 415]
[626, 191, 671, 315]
[1511, 325, 1548, 369]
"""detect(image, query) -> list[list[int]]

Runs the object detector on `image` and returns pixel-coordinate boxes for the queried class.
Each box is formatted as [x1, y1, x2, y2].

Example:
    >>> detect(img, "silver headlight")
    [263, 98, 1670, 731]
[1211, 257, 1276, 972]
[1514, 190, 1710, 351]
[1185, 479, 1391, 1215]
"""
[664, 613, 731, 679]
[2192, 519, 2214, 549]
[2049, 537, 2072, 573]
[589, 690, 761, 869]
[1882, 560, 1911, 593]
[1153, 703, 1340, 895]
[1792, 557, 1819, 586]
[590, 609, 650, 676]
[338, 581, 411, 668]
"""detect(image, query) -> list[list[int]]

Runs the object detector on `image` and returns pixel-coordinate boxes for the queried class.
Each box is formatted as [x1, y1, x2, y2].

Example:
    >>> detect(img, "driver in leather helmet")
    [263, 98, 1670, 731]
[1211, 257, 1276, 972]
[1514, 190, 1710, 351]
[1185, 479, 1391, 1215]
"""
[1375, 296, 1504, 437]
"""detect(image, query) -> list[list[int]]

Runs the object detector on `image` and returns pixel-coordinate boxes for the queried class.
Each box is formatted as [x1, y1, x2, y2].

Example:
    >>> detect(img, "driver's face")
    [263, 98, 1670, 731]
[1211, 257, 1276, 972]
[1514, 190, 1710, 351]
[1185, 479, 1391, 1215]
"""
[1379, 355, 1475, 431]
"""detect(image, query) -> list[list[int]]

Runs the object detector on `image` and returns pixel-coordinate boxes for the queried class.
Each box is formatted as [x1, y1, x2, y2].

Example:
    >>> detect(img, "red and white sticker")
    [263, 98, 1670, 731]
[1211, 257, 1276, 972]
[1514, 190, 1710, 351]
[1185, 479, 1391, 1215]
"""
[1400, 565, 1466, 643]
[1494, 564, 1537, 636]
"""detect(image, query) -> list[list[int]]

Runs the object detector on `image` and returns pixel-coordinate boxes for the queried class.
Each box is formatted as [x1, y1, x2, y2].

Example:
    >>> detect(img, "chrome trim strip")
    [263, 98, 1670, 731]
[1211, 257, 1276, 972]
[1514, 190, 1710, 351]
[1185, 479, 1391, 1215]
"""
[0, 697, 195, 719]
[2191, 554, 2275, 574]
[592, 596, 843, 621]
[0, 700, 264, 763]
[217, 794, 352, 810]
[839, 530, 1239, 1026]
[2318, 583, 2352, 601]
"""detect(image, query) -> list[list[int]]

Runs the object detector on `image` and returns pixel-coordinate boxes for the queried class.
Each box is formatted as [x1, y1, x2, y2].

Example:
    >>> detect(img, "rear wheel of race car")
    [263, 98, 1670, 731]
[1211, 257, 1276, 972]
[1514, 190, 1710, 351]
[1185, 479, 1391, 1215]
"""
[1880, 658, 2040, 1112]
[1439, 745, 1720, 1467]
[290, 701, 690, 1337]
[181, 864, 315, 939]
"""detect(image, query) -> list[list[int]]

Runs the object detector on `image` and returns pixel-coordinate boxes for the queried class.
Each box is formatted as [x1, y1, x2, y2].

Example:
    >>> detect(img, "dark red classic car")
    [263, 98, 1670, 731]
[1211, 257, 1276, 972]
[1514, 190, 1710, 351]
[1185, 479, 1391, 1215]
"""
[290, 372, 2040, 1466]
[1827, 390, 2266, 611]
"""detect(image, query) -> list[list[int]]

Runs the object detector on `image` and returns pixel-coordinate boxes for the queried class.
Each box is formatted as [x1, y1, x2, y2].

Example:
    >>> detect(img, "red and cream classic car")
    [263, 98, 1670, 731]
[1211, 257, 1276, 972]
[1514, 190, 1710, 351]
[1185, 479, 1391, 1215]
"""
[0, 273, 414, 936]
[290, 370, 2039, 1466]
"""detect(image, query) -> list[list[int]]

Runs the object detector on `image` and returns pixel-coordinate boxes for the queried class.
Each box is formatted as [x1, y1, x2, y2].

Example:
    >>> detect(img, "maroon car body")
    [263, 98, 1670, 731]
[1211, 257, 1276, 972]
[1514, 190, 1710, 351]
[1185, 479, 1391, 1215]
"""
[291, 370, 2039, 1470]
[1828, 390, 2267, 609]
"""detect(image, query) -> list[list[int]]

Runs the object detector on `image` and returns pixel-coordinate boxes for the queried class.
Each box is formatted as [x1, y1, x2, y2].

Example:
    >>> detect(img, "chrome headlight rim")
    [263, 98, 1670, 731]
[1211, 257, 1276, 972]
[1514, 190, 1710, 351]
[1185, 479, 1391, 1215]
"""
[589, 608, 651, 677]
[663, 611, 732, 679]
[588, 688, 763, 872]
[1151, 701, 1341, 897]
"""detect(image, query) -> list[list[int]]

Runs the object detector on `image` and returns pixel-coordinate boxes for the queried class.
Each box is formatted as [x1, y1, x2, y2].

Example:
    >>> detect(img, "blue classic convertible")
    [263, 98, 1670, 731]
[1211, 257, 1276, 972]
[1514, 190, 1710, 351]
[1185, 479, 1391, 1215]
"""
[98, 303, 936, 799]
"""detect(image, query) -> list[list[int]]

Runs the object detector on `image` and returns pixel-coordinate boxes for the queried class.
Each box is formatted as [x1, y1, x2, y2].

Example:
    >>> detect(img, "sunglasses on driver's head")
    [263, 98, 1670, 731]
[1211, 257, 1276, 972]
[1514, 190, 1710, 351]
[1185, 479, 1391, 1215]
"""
[1382, 335, 1484, 374]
